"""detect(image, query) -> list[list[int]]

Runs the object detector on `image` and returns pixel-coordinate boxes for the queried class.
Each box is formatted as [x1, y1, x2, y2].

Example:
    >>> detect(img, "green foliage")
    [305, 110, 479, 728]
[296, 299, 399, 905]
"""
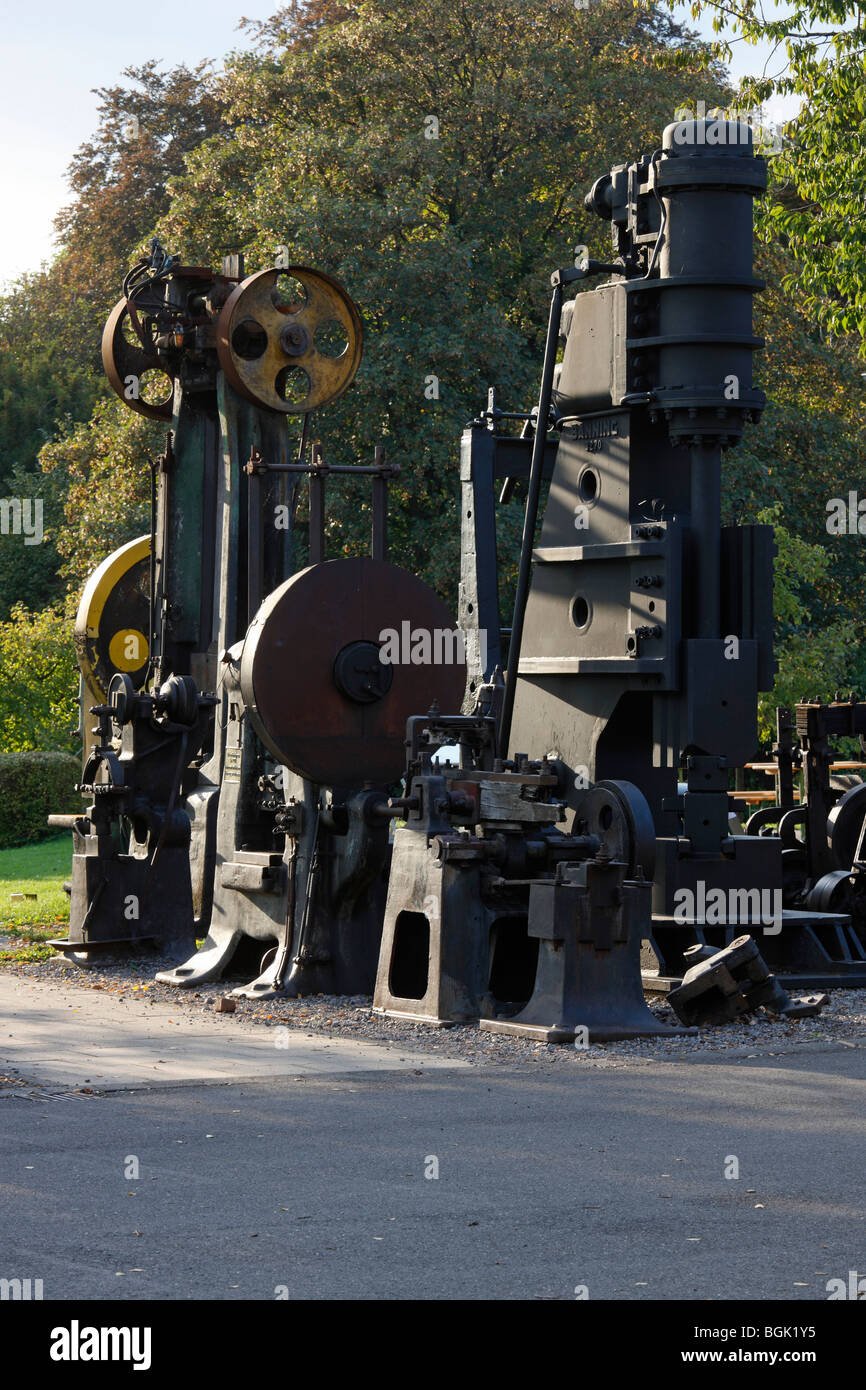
[161, 0, 723, 602]
[723, 241, 866, 631]
[0, 60, 226, 614]
[0, 276, 98, 479]
[0, 270, 99, 613]
[0, 939, 57, 963]
[755, 506, 857, 744]
[0, 60, 224, 630]
[9, 400, 159, 735]
[0, 462, 70, 621]
[0, 604, 79, 754]
[54, 59, 227, 343]
[39, 397, 156, 588]
[0, 754, 80, 849]
[690, 0, 866, 345]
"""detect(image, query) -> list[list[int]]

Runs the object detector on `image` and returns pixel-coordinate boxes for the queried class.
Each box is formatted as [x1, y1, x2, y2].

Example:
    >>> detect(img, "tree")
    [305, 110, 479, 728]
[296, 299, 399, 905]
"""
[723, 240, 866, 631]
[160, 0, 727, 599]
[0, 602, 79, 753]
[0, 61, 225, 472]
[689, 0, 866, 342]
[0, 62, 225, 615]
[0, 462, 70, 621]
[53, 59, 227, 344]
[755, 506, 857, 743]
[39, 398, 158, 590]
[0, 278, 96, 481]
[0, 62, 225, 474]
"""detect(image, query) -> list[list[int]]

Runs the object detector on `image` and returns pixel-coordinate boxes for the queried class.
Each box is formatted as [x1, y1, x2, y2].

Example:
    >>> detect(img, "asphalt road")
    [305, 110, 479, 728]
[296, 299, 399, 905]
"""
[3, 1043, 865, 1301]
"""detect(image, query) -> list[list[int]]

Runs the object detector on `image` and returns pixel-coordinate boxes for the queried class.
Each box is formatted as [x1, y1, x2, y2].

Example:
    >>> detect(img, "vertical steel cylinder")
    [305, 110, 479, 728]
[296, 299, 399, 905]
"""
[653, 119, 767, 443]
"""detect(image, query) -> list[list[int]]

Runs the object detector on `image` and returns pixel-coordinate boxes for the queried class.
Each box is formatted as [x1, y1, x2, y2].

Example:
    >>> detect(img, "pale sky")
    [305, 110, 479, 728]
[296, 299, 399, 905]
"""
[0, 0, 270, 289]
[0, 1, 802, 291]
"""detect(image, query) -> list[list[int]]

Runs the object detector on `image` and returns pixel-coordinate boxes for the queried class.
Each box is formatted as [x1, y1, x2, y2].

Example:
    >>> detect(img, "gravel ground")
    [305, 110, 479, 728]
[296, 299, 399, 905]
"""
[1, 948, 864, 1071]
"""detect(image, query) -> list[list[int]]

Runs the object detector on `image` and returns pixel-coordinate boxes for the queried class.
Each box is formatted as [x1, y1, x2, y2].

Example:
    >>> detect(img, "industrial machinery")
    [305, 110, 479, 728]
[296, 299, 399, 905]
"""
[373, 691, 690, 1040]
[56, 243, 465, 996]
[54, 117, 863, 1040]
[740, 699, 866, 973]
[458, 116, 866, 992]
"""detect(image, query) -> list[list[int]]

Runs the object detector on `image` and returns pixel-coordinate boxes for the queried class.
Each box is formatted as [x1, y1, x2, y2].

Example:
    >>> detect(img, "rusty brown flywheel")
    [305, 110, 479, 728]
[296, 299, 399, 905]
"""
[240, 557, 466, 785]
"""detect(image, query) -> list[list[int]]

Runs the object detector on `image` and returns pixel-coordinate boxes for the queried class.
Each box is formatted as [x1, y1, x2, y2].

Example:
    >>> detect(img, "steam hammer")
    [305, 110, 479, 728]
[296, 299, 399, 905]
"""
[459, 119, 866, 987]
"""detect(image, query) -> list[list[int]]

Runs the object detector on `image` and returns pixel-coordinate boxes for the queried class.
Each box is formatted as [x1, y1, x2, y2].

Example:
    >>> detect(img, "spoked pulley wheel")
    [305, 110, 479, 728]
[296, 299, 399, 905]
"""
[101, 298, 175, 421]
[216, 266, 363, 414]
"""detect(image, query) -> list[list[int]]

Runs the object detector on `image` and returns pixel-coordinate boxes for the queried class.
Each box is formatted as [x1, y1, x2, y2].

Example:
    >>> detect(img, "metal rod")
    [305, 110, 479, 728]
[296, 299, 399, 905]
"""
[247, 456, 263, 622]
[153, 431, 173, 687]
[147, 451, 158, 689]
[289, 412, 311, 535]
[272, 838, 298, 992]
[296, 411, 310, 465]
[309, 443, 326, 564]
[776, 707, 795, 809]
[371, 444, 388, 560]
[252, 462, 396, 476]
[498, 282, 563, 758]
[293, 805, 321, 966]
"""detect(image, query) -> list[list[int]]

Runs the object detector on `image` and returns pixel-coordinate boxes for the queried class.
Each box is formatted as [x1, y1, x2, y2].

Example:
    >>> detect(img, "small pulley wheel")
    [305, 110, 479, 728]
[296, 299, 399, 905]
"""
[101, 297, 175, 420]
[805, 868, 854, 914]
[157, 674, 199, 727]
[109, 672, 137, 727]
[576, 778, 656, 880]
[216, 266, 363, 414]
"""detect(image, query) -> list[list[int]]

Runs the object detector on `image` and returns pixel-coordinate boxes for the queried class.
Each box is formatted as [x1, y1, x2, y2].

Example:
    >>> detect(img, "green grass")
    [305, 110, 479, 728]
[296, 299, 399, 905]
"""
[0, 940, 56, 962]
[0, 834, 71, 940]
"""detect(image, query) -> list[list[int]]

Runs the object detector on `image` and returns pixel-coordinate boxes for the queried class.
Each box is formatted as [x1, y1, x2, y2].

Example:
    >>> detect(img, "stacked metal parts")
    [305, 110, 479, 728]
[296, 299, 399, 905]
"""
[54, 118, 862, 1045]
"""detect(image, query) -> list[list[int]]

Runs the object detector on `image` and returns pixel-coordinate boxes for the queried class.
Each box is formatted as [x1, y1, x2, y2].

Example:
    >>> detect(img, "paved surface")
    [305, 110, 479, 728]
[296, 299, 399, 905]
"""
[0, 975, 468, 1086]
[2, 977, 865, 1300]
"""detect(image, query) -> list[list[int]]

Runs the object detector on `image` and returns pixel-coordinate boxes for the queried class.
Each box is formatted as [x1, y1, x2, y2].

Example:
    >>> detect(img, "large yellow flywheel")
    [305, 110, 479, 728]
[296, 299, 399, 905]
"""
[75, 535, 152, 710]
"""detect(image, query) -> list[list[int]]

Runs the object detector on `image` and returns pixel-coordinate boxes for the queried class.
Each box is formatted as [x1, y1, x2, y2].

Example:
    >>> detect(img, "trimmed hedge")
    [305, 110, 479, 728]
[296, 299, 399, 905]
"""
[0, 752, 80, 849]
